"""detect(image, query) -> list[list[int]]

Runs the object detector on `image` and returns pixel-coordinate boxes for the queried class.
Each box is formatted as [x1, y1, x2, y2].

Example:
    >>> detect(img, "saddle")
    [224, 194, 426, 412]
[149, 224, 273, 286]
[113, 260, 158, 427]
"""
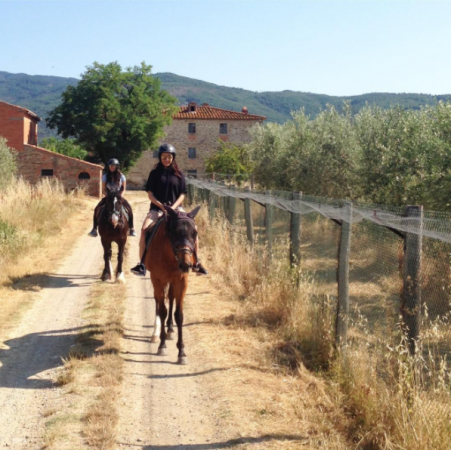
[97, 205, 129, 222]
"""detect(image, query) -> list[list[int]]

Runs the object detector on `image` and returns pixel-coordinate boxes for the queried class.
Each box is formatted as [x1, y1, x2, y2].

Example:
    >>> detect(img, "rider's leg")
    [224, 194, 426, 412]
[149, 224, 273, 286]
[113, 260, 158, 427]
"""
[89, 199, 105, 237]
[121, 198, 136, 236]
[131, 210, 158, 275]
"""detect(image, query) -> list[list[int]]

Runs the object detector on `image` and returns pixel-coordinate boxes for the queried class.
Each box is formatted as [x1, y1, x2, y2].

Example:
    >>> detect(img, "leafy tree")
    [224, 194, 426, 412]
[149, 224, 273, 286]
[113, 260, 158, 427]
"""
[41, 137, 88, 160]
[205, 141, 253, 184]
[46, 62, 178, 170]
[0, 138, 17, 190]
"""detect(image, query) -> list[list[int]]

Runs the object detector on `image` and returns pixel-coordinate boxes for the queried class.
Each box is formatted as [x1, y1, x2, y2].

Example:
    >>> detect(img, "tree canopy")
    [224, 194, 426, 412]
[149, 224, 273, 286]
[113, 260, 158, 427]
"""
[46, 62, 178, 169]
[41, 137, 88, 160]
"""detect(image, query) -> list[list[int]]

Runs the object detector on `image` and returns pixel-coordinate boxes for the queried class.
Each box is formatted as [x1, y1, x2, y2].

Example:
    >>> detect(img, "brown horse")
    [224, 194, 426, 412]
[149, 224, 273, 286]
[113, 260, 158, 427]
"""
[98, 189, 130, 283]
[145, 205, 200, 364]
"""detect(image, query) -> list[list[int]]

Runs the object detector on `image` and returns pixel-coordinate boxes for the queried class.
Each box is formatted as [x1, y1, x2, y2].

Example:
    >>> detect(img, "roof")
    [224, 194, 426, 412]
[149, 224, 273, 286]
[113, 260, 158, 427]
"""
[24, 144, 104, 169]
[173, 104, 266, 121]
[0, 100, 41, 121]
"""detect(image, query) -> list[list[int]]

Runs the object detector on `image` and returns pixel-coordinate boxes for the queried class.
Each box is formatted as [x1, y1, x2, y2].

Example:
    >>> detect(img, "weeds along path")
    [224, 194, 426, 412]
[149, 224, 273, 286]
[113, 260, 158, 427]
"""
[118, 193, 348, 450]
[0, 209, 103, 449]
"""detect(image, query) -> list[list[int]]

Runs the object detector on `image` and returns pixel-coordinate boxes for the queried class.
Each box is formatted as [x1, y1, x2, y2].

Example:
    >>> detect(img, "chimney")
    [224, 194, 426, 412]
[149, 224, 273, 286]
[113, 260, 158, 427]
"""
[241, 106, 248, 114]
[202, 103, 209, 106]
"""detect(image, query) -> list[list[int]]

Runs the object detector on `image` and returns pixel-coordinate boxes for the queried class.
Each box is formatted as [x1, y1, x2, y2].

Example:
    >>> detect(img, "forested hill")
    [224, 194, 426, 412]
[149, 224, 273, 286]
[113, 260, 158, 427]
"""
[1, 70, 451, 139]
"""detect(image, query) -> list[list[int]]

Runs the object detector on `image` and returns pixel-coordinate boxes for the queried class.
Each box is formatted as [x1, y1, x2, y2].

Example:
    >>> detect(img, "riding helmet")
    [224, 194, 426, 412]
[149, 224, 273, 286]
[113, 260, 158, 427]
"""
[108, 158, 120, 166]
[158, 143, 176, 157]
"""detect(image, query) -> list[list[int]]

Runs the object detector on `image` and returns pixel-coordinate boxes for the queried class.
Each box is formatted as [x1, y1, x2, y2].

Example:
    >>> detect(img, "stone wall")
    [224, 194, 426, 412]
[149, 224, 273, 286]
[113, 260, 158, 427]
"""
[19, 145, 103, 198]
[127, 119, 259, 188]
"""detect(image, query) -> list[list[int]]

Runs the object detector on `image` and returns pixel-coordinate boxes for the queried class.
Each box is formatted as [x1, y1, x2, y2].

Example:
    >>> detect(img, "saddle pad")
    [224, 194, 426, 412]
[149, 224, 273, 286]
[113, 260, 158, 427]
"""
[144, 217, 165, 252]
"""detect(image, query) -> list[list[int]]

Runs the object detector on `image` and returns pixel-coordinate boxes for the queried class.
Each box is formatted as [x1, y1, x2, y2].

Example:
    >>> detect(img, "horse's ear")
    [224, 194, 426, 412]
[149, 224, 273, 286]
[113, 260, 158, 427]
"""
[164, 205, 178, 219]
[188, 206, 201, 219]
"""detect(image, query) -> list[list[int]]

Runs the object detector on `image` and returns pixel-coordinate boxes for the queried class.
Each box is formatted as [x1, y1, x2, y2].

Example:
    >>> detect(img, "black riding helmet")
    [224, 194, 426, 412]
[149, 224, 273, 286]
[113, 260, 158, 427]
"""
[108, 158, 120, 166]
[158, 143, 176, 159]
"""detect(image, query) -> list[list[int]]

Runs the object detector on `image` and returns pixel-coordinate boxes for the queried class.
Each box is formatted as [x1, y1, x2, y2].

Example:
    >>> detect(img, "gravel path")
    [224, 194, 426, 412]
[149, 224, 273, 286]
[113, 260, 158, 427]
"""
[0, 227, 103, 449]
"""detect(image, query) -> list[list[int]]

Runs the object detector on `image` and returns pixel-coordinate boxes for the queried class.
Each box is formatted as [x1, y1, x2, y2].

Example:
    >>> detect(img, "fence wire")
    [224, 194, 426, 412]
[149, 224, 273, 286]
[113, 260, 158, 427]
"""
[188, 177, 451, 424]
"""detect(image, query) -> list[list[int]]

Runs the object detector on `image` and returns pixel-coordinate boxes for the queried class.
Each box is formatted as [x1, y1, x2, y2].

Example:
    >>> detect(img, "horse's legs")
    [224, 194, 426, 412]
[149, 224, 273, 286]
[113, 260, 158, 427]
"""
[153, 281, 168, 356]
[166, 284, 175, 340]
[174, 279, 188, 364]
[150, 300, 160, 343]
[116, 239, 126, 284]
[101, 239, 112, 281]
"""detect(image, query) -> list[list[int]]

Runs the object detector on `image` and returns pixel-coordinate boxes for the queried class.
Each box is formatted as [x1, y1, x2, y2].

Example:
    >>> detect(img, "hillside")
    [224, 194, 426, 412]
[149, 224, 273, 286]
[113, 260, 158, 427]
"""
[1, 70, 450, 140]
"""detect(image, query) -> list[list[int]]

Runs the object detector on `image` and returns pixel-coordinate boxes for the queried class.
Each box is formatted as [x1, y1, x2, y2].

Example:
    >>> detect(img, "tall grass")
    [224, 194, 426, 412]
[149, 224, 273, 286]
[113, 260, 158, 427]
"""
[0, 177, 85, 269]
[196, 204, 451, 450]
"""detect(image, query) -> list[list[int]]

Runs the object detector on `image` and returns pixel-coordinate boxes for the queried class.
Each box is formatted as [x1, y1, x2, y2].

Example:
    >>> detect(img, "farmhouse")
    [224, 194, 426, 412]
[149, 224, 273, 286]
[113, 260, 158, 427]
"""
[127, 102, 266, 188]
[0, 100, 103, 197]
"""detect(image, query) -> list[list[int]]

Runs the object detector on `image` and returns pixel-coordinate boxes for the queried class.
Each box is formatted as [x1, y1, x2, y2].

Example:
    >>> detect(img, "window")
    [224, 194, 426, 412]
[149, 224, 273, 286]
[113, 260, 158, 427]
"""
[220, 123, 228, 134]
[78, 172, 90, 180]
[41, 169, 53, 177]
[153, 150, 159, 158]
[188, 123, 196, 134]
[188, 147, 196, 159]
[187, 169, 197, 179]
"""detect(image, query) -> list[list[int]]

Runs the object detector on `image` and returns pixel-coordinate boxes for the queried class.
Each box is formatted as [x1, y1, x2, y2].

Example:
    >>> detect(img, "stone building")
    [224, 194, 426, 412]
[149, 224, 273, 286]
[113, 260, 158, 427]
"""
[0, 100, 103, 197]
[127, 102, 266, 188]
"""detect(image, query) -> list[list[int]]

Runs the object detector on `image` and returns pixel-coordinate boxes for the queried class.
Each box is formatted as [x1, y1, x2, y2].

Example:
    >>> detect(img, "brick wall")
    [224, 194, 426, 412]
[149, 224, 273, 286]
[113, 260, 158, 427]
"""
[127, 119, 260, 188]
[0, 102, 25, 151]
[19, 145, 103, 198]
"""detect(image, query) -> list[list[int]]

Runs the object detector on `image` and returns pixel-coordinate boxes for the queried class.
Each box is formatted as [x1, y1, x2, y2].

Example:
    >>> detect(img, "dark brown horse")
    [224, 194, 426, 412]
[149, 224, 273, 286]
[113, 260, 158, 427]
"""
[98, 189, 130, 283]
[145, 205, 200, 364]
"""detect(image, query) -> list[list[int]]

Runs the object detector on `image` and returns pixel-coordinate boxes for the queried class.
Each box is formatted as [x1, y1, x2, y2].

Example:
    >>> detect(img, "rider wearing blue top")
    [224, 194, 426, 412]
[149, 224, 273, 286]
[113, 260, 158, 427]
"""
[88, 158, 136, 237]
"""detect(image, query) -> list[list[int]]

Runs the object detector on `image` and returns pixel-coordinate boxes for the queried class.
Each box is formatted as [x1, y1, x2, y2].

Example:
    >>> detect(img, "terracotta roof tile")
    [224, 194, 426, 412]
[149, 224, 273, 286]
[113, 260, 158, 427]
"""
[0, 100, 41, 121]
[173, 104, 266, 121]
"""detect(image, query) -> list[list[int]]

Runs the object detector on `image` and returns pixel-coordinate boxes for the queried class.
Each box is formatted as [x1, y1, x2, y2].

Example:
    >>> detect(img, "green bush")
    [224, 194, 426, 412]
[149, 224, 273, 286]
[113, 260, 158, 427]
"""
[0, 137, 17, 190]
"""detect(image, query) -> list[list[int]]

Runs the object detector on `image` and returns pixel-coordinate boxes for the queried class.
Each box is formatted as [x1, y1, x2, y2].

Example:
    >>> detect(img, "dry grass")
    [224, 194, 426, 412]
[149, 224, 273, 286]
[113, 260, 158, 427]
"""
[194, 197, 451, 450]
[44, 274, 125, 450]
[0, 177, 94, 336]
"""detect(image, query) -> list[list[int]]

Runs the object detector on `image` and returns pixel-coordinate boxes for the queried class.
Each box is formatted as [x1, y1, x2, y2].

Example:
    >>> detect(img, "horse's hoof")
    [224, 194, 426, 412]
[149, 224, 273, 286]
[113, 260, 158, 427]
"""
[166, 331, 175, 340]
[157, 348, 168, 356]
[116, 272, 126, 284]
[101, 275, 111, 282]
[178, 356, 188, 365]
[150, 335, 159, 344]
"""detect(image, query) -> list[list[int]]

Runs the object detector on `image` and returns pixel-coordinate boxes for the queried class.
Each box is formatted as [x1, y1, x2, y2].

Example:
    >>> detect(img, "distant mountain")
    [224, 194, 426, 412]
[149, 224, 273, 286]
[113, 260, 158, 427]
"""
[1, 70, 450, 140]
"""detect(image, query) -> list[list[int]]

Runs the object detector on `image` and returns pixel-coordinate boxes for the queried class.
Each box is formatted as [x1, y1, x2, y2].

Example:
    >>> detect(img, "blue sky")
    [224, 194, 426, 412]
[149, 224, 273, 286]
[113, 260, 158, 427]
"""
[1, 0, 450, 96]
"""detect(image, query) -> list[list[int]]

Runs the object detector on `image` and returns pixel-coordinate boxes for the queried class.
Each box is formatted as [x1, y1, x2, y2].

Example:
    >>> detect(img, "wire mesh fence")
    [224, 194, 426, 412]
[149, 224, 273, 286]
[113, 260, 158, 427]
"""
[187, 175, 451, 423]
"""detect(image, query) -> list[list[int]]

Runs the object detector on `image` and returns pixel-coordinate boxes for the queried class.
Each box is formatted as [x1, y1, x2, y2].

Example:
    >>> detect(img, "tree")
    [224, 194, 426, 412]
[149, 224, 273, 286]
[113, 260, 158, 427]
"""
[41, 137, 88, 160]
[46, 61, 178, 170]
[0, 138, 17, 190]
[205, 140, 253, 184]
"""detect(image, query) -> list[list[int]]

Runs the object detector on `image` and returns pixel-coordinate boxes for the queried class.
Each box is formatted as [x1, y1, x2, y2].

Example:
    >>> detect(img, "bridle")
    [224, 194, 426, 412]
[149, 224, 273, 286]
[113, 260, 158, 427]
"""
[166, 216, 197, 266]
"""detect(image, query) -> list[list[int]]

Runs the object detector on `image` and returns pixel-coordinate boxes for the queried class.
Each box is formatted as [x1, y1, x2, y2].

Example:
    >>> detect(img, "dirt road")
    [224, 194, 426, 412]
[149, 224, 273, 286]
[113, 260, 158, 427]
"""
[0, 226, 103, 449]
[0, 192, 345, 450]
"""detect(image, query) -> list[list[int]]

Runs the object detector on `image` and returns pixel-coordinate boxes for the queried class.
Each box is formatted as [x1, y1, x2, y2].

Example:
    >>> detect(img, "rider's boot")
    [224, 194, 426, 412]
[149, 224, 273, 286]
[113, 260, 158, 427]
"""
[88, 228, 98, 237]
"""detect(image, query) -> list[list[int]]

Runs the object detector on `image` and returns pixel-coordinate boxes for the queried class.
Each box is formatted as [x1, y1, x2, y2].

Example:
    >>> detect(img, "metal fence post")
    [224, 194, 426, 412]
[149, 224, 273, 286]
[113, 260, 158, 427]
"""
[265, 190, 273, 260]
[244, 187, 254, 246]
[227, 186, 236, 224]
[336, 202, 353, 347]
[208, 190, 216, 222]
[402, 205, 423, 355]
[187, 183, 194, 206]
[290, 192, 302, 267]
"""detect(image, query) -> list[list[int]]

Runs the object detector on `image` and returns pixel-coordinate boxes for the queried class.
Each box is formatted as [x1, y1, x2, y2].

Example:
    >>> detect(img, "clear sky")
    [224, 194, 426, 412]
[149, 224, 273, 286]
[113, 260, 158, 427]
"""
[1, 0, 450, 96]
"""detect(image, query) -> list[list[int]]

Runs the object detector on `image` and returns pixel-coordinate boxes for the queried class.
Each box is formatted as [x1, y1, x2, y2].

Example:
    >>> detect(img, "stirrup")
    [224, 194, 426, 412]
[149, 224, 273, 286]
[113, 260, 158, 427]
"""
[193, 262, 208, 275]
[129, 229, 137, 237]
[130, 263, 146, 276]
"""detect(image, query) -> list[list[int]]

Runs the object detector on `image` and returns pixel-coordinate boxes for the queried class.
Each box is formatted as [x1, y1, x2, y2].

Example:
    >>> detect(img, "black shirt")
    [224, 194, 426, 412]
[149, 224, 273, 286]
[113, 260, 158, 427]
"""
[145, 166, 187, 211]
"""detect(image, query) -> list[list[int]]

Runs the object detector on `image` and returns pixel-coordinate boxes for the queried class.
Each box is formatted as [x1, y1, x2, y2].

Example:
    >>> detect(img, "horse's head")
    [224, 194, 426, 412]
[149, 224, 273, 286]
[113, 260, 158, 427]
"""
[105, 189, 122, 228]
[165, 205, 201, 273]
